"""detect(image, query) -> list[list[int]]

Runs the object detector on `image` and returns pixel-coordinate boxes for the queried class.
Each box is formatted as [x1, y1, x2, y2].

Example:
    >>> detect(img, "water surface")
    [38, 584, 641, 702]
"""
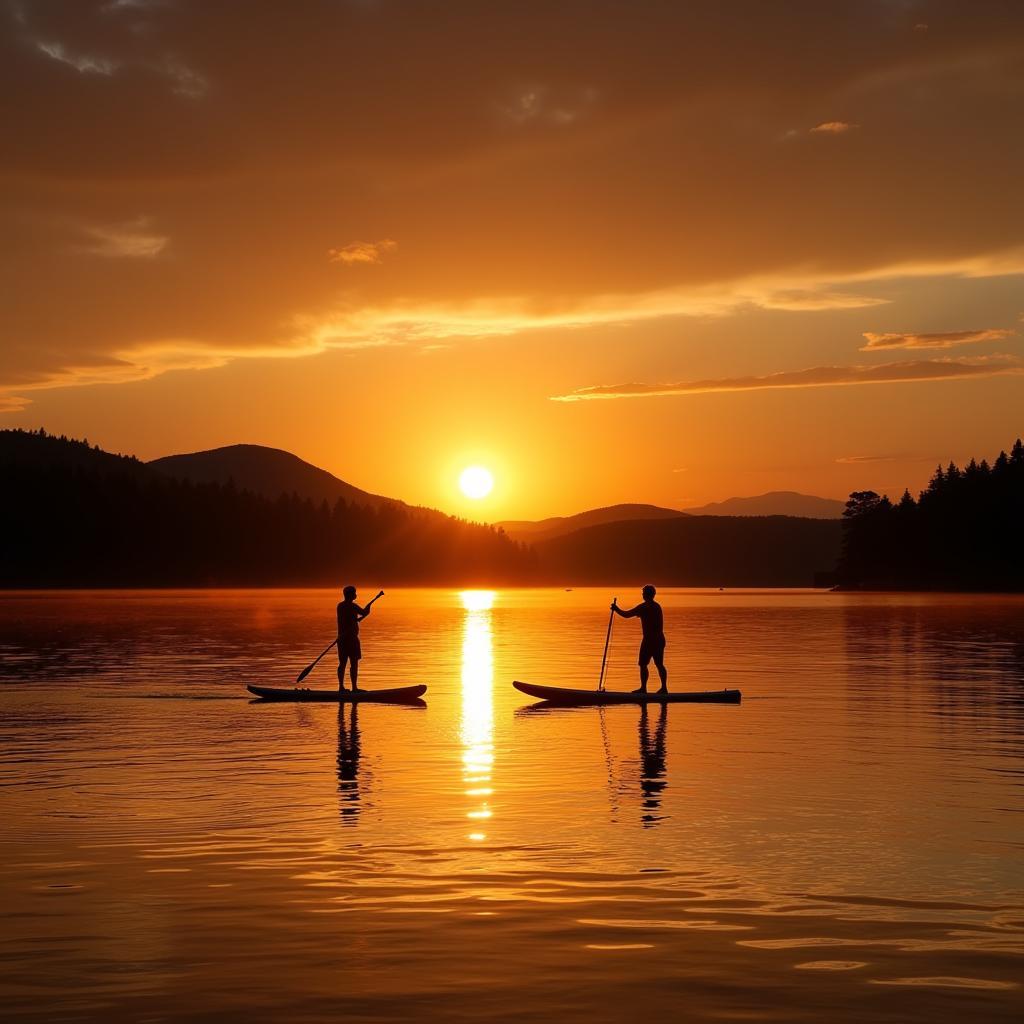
[1, 589, 1022, 1022]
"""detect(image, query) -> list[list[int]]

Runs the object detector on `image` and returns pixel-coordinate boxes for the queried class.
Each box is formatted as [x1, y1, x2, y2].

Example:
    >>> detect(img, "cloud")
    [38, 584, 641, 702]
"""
[159, 58, 209, 99]
[759, 290, 887, 311]
[295, 275, 891, 349]
[26, 10, 207, 98]
[551, 355, 1024, 402]
[860, 328, 1013, 351]
[76, 218, 168, 258]
[328, 240, 398, 266]
[499, 86, 597, 126]
[35, 40, 118, 75]
[810, 121, 859, 134]
[835, 454, 932, 465]
[0, 335, 328, 412]
[835, 454, 900, 464]
[3, 250, 1021, 412]
[102, 0, 164, 11]
[4, 246, 1024, 413]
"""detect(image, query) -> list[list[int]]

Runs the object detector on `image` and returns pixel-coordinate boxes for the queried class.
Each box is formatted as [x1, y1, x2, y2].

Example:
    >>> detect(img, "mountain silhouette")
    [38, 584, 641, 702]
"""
[149, 444, 400, 510]
[1, 430, 842, 587]
[684, 491, 844, 518]
[1, 430, 530, 586]
[495, 503, 687, 543]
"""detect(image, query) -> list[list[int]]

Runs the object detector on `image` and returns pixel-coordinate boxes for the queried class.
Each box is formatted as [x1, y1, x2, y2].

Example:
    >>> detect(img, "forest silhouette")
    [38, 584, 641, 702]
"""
[24, 428, 1024, 589]
[838, 439, 1024, 591]
[1, 430, 533, 586]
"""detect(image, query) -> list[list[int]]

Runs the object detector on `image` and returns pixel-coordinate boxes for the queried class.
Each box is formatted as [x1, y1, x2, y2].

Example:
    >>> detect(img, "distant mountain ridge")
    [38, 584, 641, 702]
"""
[149, 444, 399, 510]
[684, 491, 845, 519]
[496, 503, 686, 543]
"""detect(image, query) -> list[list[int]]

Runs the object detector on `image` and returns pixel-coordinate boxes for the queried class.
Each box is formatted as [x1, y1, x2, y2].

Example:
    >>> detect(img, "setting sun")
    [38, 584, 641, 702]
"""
[459, 466, 494, 500]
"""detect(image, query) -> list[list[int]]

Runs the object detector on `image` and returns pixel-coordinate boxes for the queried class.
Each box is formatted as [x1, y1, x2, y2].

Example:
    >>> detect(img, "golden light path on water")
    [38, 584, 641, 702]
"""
[460, 590, 495, 842]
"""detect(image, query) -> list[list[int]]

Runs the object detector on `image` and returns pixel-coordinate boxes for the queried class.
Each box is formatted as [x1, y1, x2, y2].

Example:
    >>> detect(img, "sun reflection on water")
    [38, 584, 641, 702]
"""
[459, 590, 495, 842]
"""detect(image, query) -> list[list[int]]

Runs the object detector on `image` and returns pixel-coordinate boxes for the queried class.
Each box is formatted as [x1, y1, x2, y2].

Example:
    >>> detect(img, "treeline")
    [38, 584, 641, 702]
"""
[837, 439, 1024, 590]
[0, 430, 535, 586]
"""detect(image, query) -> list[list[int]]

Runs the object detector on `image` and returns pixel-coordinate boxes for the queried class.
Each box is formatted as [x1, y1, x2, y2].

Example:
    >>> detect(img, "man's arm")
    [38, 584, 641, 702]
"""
[612, 603, 641, 618]
[357, 603, 370, 621]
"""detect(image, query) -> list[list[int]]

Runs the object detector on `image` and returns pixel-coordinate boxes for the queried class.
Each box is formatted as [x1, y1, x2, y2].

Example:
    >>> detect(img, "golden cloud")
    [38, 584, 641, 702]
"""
[810, 121, 859, 134]
[835, 454, 932, 465]
[5, 252, 1024, 412]
[327, 240, 398, 265]
[77, 217, 168, 258]
[860, 328, 1013, 351]
[551, 355, 1024, 402]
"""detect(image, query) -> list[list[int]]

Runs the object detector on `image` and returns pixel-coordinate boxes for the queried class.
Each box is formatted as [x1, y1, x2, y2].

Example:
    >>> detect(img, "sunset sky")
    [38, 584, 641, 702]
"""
[3, 0, 1023, 519]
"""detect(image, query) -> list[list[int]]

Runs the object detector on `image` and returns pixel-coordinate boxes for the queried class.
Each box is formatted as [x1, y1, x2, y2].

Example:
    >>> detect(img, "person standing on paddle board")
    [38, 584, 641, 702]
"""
[612, 585, 668, 694]
[336, 585, 380, 691]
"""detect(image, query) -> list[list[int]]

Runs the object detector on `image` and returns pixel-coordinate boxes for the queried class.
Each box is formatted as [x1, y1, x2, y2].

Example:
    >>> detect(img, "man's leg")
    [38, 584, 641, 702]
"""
[635, 653, 650, 693]
[337, 652, 349, 690]
[654, 652, 668, 693]
[350, 658, 359, 689]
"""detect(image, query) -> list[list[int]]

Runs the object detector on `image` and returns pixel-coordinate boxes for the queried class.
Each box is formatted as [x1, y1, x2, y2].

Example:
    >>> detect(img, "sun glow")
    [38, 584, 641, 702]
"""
[459, 465, 494, 500]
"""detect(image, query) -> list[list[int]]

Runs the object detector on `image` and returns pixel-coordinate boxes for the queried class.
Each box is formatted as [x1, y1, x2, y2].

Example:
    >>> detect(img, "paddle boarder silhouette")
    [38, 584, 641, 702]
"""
[336, 585, 381, 691]
[612, 585, 668, 693]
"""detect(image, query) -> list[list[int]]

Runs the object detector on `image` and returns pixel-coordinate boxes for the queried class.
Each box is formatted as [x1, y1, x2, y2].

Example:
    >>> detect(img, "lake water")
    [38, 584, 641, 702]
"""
[1, 588, 1022, 1022]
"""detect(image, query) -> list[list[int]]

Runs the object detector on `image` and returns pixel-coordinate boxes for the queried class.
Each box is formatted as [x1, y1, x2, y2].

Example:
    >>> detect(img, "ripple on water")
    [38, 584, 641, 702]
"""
[869, 976, 1020, 990]
[794, 960, 868, 970]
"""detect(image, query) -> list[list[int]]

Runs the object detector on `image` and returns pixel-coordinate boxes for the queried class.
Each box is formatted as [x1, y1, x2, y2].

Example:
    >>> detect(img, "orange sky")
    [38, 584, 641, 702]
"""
[2, 1, 1023, 519]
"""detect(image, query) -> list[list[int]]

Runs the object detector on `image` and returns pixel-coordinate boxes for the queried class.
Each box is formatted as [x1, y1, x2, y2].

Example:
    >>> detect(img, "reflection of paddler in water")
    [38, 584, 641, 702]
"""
[611, 584, 668, 694]
[336, 704, 362, 824]
[638, 703, 668, 827]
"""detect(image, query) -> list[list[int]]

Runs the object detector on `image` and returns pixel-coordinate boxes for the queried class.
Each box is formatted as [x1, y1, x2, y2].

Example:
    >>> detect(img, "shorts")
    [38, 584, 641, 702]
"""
[638, 637, 666, 666]
[338, 637, 362, 661]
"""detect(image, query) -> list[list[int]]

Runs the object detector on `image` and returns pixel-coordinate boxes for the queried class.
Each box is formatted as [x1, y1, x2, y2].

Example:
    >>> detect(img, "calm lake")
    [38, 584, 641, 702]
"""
[1, 588, 1023, 1022]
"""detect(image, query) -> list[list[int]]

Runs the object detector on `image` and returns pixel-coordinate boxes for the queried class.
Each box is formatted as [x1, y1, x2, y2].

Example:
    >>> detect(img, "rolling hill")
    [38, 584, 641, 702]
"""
[1, 430, 529, 586]
[684, 491, 845, 518]
[149, 444, 398, 509]
[495, 503, 686, 542]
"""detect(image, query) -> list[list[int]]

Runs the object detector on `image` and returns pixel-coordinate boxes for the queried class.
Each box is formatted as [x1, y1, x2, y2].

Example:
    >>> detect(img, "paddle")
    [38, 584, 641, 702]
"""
[294, 590, 385, 683]
[598, 597, 617, 691]
[295, 638, 337, 684]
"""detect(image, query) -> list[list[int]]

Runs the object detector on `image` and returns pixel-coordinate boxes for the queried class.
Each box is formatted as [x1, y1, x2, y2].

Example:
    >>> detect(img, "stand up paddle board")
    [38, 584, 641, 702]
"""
[248, 684, 426, 705]
[513, 680, 740, 705]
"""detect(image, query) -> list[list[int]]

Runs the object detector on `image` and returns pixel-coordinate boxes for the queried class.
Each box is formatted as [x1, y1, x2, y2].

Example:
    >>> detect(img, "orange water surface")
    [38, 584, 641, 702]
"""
[1, 588, 1022, 1022]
